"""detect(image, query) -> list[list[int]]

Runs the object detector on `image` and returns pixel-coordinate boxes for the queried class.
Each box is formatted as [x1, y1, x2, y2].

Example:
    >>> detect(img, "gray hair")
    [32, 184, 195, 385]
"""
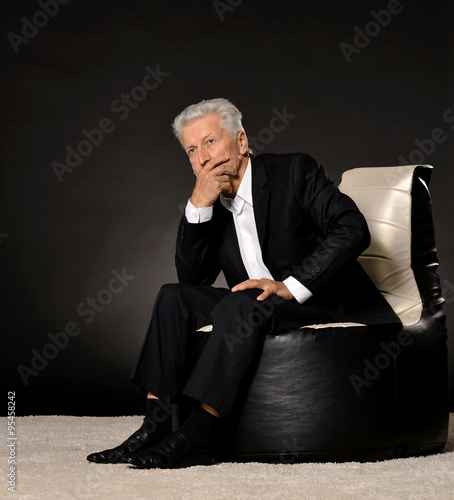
[172, 98, 246, 146]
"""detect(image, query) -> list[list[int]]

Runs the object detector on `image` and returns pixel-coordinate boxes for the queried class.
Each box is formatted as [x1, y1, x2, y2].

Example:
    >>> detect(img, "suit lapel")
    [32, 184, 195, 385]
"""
[251, 156, 270, 248]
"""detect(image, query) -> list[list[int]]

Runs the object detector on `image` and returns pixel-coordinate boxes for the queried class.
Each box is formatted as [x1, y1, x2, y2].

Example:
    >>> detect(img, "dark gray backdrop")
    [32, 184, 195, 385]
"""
[2, 0, 453, 415]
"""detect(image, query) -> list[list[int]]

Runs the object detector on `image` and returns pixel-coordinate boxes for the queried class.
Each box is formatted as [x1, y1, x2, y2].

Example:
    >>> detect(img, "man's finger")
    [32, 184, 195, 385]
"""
[232, 280, 255, 292]
[214, 164, 236, 177]
[232, 279, 264, 293]
[216, 173, 231, 182]
[256, 289, 272, 301]
[203, 155, 230, 171]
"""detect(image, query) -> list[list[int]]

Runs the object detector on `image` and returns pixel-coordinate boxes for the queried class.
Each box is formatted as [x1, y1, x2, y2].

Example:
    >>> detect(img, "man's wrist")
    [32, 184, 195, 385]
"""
[189, 192, 213, 209]
[283, 276, 313, 304]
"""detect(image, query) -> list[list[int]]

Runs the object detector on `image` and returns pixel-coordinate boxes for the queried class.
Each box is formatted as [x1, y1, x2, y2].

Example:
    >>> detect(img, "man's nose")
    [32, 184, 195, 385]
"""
[197, 147, 210, 166]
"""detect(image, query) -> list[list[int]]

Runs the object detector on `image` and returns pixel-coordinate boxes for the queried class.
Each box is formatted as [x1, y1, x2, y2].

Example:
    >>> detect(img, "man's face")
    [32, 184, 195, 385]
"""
[181, 114, 249, 195]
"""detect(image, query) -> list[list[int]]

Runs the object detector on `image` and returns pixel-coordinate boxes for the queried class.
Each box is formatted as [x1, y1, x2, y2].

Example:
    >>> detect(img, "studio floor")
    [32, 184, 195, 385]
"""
[3, 414, 454, 499]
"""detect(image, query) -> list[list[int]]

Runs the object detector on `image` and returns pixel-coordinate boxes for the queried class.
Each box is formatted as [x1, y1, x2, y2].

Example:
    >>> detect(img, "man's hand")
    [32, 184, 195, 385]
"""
[190, 155, 236, 208]
[231, 279, 294, 301]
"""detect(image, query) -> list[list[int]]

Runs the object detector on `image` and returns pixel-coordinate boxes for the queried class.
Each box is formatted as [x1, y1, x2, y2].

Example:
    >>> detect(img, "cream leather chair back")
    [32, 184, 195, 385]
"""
[339, 165, 428, 326]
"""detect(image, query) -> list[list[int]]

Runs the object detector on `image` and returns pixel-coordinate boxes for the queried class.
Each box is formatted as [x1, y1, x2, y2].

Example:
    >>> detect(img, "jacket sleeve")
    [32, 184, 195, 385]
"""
[285, 154, 370, 295]
[175, 212, 222, 286]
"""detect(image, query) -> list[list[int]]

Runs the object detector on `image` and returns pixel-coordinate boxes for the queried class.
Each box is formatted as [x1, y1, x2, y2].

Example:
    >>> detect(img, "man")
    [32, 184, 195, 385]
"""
[87, 98, 401, 469]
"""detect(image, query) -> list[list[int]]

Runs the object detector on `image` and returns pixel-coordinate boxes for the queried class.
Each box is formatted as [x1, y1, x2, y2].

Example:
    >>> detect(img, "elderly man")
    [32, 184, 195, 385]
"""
[87, 98, 400, 468]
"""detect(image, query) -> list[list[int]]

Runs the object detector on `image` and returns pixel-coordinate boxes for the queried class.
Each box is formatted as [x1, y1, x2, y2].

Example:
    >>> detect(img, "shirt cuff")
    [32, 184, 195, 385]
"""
[185, 200, 213, 224]
[283, 276, 313, 304]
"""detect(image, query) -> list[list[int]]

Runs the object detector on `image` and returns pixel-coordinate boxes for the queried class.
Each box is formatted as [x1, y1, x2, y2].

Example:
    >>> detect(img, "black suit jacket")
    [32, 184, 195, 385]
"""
[175, 152, 401, 326]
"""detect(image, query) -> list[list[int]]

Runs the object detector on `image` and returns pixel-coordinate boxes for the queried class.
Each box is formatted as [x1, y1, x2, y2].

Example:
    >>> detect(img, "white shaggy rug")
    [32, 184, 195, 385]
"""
[3, 414, 454, 499]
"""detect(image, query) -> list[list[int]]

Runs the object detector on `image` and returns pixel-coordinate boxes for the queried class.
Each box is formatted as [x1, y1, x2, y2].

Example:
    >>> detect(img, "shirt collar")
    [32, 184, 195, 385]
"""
[220, 157, 252, 214]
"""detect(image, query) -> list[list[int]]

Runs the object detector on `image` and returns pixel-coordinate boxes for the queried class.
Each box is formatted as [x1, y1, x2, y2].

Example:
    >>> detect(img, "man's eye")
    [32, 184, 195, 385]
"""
[207, 139, 215, 144]
[188, 148, 195, 155]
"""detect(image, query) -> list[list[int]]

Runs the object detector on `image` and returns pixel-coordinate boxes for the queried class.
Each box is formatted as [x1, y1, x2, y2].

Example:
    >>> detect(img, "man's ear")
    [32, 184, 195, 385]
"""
[238, 131, 249, 155]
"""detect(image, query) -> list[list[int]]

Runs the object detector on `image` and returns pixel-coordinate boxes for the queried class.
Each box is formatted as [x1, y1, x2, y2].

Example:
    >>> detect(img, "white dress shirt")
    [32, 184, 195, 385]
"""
[185, 158, 313, 304]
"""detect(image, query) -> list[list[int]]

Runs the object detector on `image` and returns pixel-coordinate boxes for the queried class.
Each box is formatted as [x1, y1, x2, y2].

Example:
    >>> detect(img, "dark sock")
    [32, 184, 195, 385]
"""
[145, 398, 173, 420]
[139, 398, 172, 441]
[179, 406, 220, 449]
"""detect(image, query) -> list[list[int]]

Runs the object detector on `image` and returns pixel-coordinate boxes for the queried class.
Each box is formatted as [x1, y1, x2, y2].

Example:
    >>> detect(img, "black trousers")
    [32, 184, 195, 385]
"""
[130, 283, 334, 418]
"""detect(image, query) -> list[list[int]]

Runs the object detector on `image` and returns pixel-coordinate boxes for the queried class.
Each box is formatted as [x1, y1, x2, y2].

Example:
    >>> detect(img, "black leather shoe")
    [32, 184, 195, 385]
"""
[124, 430, 215, 469]
[87, 426, 165, 464]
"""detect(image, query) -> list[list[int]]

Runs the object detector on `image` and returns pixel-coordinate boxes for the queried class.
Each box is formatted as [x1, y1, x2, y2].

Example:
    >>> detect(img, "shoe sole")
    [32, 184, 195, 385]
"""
[129, 453, 216, 469]
[86, 455, 128, 464]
